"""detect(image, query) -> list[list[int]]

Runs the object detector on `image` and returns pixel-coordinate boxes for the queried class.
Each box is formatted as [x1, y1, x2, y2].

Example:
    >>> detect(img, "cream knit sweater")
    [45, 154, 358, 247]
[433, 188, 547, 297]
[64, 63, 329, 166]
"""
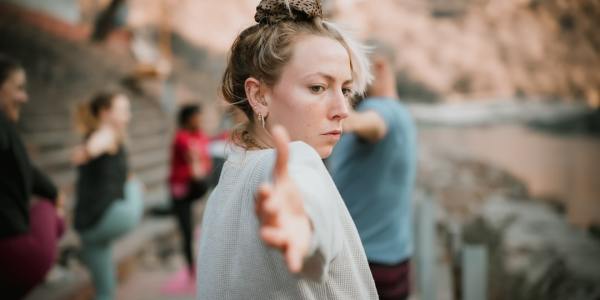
[197, 141, 377, 299]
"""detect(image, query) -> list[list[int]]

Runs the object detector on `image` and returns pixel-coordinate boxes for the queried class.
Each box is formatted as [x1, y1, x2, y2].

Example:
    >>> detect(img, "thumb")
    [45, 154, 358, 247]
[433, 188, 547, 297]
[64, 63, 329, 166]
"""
[285, 245, 303, 273]
[271, 125, 290, 182]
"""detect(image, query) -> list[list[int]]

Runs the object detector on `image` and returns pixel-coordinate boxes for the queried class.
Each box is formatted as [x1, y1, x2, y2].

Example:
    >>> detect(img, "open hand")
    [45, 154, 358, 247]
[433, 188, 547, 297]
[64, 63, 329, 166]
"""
[255, 126, 312, 273]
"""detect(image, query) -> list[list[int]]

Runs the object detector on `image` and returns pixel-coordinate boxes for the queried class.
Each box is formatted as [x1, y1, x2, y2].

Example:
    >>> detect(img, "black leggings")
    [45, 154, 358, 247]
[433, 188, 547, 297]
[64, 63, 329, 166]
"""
[171, 179, 208, 273]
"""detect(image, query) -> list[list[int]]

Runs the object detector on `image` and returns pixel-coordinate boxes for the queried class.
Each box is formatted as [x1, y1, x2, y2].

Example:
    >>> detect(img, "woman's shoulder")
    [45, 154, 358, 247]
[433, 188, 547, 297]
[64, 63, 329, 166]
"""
[226, 141, 325, 182]
[87, 128, 119, 156]
[250, 141, 321, 169]
[225, 147, 275, 180]
[288, 141, 322, 167]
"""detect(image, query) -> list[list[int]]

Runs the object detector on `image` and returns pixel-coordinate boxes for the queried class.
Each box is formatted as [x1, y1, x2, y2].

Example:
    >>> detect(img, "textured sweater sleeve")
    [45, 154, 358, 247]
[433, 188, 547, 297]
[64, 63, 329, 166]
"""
[286, 142, 344, 281]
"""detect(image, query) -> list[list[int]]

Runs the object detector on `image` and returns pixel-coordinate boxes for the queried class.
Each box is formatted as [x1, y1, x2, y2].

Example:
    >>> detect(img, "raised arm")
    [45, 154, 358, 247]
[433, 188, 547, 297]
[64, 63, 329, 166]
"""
[343, 110, 388, 143]
[71, 128, 116, 165]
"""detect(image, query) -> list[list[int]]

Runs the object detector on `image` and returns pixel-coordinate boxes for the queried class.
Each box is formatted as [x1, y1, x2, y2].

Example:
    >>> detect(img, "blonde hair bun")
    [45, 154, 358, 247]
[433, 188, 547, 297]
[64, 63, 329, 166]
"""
[255, 0, 323, 24]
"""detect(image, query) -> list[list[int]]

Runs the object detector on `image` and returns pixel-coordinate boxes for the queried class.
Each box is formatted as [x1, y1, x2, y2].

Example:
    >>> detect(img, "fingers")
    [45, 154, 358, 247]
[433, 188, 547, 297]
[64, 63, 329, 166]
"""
[261, 226, 304, 274]
[256, 183, 283, 224]
[271, 125, 290, 182]
[285, 244, 303, 273]
[260, 227, 286, 248]
[256, 183, 271, 210]
[261, 226, 303, 274]
[256, 184, 272, 203]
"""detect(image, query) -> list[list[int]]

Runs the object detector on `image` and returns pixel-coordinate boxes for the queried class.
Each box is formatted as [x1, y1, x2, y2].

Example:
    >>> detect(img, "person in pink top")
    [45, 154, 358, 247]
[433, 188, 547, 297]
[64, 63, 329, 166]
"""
[168, 104, 212, 277]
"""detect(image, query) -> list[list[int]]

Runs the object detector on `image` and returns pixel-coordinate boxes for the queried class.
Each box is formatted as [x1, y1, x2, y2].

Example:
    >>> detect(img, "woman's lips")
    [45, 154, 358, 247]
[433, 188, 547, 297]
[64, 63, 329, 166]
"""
[322, 130, 342, 138]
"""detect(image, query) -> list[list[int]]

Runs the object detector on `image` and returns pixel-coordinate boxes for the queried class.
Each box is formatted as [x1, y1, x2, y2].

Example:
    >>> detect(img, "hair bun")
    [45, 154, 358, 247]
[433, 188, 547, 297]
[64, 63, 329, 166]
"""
[255, 0, 323, 24]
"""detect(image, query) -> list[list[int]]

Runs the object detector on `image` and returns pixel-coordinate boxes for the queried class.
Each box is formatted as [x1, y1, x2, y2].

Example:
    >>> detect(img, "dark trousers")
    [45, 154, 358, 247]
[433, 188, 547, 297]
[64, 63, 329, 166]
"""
[171, 179, 208, 274]
[0, 201, 64, 300]
[369, 259, 411, 300]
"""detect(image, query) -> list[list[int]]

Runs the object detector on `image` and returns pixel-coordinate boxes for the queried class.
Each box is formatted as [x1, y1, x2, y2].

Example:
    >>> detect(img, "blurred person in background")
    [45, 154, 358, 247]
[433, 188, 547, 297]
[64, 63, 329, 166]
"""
[329, 40, 418, 300]
[195, 0, 378, 298]
[168, 103, 212, 278]
[0, 53, 65, 300]
[72, 90, 143, 300]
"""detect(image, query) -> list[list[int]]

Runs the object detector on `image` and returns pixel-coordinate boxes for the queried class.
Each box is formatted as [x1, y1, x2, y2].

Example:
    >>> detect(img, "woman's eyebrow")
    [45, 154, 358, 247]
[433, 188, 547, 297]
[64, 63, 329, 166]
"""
[303, 72, 353, 84]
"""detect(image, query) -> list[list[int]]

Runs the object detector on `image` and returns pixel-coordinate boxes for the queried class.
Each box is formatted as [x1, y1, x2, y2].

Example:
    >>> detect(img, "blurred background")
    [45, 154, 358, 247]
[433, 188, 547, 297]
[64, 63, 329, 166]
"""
[0, 0, 598, 299]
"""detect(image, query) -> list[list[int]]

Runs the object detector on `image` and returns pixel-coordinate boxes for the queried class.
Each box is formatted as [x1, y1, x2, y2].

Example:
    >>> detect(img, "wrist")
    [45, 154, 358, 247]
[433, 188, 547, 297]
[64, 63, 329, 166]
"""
[82, 143, 91, 161]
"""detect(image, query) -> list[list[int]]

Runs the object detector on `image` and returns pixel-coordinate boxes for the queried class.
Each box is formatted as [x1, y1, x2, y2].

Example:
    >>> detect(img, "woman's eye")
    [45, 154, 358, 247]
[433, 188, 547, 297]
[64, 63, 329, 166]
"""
[310, 85, 325, 93]
[342, 88, 353, 97]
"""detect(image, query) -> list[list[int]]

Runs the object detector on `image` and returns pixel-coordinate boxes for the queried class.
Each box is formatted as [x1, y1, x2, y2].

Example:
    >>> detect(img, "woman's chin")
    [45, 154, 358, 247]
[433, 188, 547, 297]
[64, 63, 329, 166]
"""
[316, 145, 333, 159]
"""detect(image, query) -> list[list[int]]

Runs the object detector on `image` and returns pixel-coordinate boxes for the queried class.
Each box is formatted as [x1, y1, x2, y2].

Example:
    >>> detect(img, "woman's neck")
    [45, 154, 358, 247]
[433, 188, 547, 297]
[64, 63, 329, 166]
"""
[246, 124, 274, 150]
[98, 122, 124, 143]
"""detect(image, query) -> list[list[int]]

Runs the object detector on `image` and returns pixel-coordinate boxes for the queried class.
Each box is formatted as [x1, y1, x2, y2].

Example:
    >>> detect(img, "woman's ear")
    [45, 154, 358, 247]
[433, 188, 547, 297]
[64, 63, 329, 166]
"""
[245, 77, 269, 117]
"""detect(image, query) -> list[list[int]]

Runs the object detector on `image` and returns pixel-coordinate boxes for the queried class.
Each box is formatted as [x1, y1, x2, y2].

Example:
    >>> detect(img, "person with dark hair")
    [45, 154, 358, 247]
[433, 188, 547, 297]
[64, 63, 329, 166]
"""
[168, 103, 212, 279]
[72, 90, 143, 300]
[0, 53, 65, 299]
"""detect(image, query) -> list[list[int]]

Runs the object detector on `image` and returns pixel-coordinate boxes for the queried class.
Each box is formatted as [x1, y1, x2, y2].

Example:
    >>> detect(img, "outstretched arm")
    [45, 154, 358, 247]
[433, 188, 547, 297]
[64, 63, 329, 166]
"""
[255, 126, 312, 273]
[343, 110, 388, 143]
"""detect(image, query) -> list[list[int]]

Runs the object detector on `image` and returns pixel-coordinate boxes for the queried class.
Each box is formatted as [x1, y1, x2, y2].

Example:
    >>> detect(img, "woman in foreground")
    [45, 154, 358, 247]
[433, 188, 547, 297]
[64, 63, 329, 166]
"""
[196, 0, 377, 299]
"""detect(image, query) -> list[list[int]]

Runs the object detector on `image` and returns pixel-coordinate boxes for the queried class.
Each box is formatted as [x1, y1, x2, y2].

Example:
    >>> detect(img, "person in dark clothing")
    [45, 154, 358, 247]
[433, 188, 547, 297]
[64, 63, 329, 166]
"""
[168, 104, 212, 278]
[72, 90, 143, 300]
[0, 53, 64, 299]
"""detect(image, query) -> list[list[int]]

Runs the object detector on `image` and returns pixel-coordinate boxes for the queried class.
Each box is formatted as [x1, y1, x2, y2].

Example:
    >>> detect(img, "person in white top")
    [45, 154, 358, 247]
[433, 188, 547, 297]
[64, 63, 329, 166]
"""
[196, 0, 377, 299]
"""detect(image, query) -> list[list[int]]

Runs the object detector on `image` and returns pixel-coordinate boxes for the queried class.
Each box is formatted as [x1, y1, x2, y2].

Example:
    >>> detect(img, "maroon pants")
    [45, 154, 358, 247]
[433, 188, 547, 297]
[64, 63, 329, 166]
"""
[0, 201, 64, 300]
[369, 259, 411, 300]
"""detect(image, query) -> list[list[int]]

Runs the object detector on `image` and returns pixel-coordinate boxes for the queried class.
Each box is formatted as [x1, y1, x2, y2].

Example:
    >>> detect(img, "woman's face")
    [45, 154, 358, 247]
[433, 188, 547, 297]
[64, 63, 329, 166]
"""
[265, 35, 353, 158]
[104, 94, 131, 129]
[0, 69, 28, 122]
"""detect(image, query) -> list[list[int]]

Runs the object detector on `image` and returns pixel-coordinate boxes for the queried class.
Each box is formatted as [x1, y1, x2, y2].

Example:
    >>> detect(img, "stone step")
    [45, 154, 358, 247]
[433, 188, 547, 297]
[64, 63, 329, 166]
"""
[130, 148, 169, 171]
[33, 135, 169, 171]
[23, 119, 167, 152]
[22, 131, 79, 152]
[130, 119, 168, 137]
[19, 107, 164, 132]
[129, 135, 170, 154]
[20, 97, 158, 114]
[144, 185, 169, 209]
[136, 165, 168, 190]
[46, 161, 168, 195]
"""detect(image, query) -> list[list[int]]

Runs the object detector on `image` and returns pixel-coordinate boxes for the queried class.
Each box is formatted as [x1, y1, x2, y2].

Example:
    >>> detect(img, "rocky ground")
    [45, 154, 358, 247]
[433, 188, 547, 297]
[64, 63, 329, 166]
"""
[417, 125, 600, 300]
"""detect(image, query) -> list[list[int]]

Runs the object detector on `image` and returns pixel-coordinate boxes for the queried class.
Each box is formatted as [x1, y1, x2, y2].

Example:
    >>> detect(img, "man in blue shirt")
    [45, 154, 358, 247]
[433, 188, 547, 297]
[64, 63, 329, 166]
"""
[330, 41, 417, 300]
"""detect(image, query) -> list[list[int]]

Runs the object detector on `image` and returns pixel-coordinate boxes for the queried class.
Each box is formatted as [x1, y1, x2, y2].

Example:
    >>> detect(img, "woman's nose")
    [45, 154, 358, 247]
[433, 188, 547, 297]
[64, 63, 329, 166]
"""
[329, 90, 349, 120]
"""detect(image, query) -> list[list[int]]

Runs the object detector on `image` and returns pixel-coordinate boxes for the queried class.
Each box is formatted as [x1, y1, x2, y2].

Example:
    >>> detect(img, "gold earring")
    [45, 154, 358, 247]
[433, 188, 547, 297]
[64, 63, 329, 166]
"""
[258, 113, 265, 129]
